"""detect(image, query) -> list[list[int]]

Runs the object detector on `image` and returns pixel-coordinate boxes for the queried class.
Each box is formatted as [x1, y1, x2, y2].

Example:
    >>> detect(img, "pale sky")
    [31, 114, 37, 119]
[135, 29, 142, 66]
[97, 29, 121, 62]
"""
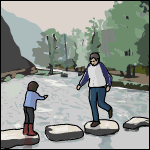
[1, 1, 118, 35]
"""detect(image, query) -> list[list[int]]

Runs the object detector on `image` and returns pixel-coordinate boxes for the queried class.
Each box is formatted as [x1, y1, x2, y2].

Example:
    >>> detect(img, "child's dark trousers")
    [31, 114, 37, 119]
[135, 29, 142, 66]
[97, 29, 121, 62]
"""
[24, 106, 34, 124]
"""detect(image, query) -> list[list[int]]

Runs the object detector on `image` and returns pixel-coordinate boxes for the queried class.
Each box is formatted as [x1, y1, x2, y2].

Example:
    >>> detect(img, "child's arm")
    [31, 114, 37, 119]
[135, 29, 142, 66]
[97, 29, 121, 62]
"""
[35, 92, 47, 100]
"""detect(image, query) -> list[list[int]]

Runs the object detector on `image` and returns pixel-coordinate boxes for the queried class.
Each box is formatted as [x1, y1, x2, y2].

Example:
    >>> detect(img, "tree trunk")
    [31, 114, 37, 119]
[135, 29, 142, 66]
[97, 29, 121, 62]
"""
[48, 64, 53, 75]
[129, 49, 131, 56]
[132, 65, 135, 77]
[145, 66, 149, 76]
[72, 59, 77, 72]
[46, 35, 53, 75]
[66, 67, 68, 71]
[81, 67, 82, 72]
[64, 34, 68, 71]
[125, 65, 132, 78]
[120, 71, 124, 76]
[75, 67, 78, 72]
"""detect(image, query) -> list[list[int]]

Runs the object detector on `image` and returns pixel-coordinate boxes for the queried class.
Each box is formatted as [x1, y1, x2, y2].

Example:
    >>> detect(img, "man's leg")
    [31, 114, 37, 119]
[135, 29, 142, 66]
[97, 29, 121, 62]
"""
[97, 87, 111, 112]
[89, 88, 100, 122]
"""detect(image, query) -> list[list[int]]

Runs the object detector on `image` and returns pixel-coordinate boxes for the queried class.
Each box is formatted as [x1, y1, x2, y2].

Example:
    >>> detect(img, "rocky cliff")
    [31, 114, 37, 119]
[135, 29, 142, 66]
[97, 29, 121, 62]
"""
[1, 8, 43, 63]
[1, 16, 37, 79]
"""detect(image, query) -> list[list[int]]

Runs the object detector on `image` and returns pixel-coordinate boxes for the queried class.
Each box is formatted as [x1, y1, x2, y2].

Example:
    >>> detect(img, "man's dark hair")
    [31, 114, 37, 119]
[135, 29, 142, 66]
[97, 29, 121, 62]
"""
[89, 52, 100, 62]
[27, 81, 39, 92]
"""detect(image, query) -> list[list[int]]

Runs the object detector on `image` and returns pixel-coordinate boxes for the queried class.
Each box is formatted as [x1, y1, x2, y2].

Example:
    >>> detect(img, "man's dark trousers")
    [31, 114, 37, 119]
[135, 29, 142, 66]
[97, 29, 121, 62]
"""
[89, 87, 111, 122]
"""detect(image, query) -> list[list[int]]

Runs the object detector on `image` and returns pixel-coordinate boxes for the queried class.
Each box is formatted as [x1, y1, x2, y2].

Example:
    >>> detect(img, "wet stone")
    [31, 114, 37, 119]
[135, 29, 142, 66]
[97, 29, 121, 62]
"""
[84, 119, 119, 136]
[45, 124, 84, 141]
[1, 128, 40, 149]
[123, 117, 149, 129]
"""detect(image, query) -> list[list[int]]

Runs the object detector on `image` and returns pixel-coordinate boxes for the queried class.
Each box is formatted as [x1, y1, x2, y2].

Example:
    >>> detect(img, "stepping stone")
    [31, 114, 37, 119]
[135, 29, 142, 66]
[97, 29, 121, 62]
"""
[45, 124, 84, 141]
[1, 128, 40, 149]
[84, 119, 119, 136]
[123, 117, 149, 129]
[61, 73, 68, 77]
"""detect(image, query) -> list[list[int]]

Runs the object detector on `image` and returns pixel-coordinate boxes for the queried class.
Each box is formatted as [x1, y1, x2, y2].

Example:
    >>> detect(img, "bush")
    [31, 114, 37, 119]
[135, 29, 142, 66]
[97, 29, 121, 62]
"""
[15, 74, 25, 79]
[61, 73, 68, 77]
[4, 76, 11, 82]
[130, 65, 147, 74]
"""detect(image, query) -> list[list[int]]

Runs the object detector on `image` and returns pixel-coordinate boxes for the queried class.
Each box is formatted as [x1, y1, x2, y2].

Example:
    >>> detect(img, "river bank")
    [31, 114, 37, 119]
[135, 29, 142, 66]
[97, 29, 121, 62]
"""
[1, 66, 149, 91]
[47, 66, 149, 91]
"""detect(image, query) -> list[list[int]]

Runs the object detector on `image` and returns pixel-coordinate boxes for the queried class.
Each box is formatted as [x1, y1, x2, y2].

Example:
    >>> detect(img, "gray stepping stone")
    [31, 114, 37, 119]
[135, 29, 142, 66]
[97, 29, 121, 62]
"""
[84, 119, 119, 136]
[123, 117, 149, 129]
[1, 128, 40, 149]
[45, 124, 84, 141]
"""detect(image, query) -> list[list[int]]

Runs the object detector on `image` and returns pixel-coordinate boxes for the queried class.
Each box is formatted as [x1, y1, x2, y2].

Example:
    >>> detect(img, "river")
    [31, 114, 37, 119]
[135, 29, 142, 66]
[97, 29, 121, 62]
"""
[1, 71, 149, 149]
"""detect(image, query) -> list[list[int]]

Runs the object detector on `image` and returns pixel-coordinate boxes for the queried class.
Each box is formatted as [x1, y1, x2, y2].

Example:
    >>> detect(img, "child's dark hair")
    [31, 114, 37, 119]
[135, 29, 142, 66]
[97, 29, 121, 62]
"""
[89, 52, 100, 62]
[27, 81, 39, 92]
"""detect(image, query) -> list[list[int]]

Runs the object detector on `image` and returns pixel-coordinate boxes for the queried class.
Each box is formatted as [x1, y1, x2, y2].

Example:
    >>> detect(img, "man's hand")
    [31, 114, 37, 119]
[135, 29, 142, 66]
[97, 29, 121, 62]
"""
[44, 95, 48, 99]
[106, 86, 111, 92]
[76, 85, 81, 90]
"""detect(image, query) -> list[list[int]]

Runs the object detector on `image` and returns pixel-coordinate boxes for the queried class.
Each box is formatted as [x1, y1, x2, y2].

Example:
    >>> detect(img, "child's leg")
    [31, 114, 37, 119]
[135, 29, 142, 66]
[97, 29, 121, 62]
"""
[23, 107, 29, 135]
[26, 107, 35, 124]
[24, 107, 29, 124]
[27, 107, 36, 136]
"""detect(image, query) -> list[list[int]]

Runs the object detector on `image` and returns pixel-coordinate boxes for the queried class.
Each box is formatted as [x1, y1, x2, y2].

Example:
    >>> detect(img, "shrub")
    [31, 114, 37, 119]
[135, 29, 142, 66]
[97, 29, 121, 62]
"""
[130, 65, 147, 74]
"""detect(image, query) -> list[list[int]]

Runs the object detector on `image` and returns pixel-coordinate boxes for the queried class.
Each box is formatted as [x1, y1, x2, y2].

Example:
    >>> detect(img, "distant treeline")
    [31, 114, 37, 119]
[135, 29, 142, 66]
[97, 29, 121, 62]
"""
[32, 1, 149, 77]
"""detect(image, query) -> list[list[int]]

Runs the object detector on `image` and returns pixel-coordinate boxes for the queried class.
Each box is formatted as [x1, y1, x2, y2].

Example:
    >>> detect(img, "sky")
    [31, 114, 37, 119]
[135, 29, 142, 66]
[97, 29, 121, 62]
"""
[1, 1, 121, 35]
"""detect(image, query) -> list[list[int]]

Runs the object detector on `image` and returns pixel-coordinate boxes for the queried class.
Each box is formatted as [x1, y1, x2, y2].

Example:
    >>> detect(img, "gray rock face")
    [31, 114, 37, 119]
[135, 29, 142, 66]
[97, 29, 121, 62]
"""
[1, 128, 40, 149]
[1, 16, 37, 76]
[123, 117, 149, 129]
[45, 124, 84, 141]
[1, 8, 43, 63]
[84, 120, 119, 136]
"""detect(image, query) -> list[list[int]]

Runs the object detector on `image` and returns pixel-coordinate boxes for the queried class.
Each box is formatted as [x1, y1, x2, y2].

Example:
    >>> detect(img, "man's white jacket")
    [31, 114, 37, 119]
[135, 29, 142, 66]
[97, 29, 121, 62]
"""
[79, 62, 112, 87]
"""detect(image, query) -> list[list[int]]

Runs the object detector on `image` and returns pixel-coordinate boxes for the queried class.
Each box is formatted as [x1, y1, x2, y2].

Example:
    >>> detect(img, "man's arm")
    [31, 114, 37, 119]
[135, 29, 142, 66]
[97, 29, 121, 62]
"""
[100, 63, 112, 87]
[78, 64, 90, 87]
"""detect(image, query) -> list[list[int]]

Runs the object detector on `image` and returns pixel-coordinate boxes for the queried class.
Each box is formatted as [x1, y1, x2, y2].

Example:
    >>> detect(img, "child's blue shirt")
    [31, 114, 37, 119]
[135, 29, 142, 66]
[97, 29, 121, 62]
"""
[23, 91, 45, 110]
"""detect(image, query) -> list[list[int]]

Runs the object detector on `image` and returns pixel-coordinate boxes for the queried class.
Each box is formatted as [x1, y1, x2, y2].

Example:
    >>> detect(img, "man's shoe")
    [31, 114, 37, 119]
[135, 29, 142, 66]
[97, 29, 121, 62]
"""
[91, 121, 100, 127]
[108, 107, 113, 118]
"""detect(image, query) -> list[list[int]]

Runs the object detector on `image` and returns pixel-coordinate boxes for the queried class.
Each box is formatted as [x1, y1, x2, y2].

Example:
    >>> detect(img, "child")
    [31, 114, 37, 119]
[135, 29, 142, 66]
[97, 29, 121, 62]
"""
[23, 81, 48, 136]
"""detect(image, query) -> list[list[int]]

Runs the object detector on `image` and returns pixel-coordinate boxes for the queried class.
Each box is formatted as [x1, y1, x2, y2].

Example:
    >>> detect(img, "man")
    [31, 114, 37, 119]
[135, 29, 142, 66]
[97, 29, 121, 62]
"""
[76, 52, 113, 127]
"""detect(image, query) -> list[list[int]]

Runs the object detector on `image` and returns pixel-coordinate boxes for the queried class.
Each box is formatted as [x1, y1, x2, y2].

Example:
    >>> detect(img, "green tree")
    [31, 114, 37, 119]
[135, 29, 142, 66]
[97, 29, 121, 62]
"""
[67, 28, 82, 71]
[135, 23, 149, 75]
[44, 28, 61, 42]
[105, 1, 148, 77]
[32, 32, 50, 67]
[56, 33, 74, 70]
[85, 17, 103, 63]
[76, 32, 89, 72]
[44, 28, 62, 74]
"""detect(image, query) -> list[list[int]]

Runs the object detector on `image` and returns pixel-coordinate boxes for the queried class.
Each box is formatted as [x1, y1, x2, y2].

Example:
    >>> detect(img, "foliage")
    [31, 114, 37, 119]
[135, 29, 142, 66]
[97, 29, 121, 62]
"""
[130, 65, 148, 74]
[102, 1, 149, 72]
[76, 32, 89, 68]
[15, 74, 25, 79]
[135, 23, 149, 67]
[32, 32, 50, 67]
